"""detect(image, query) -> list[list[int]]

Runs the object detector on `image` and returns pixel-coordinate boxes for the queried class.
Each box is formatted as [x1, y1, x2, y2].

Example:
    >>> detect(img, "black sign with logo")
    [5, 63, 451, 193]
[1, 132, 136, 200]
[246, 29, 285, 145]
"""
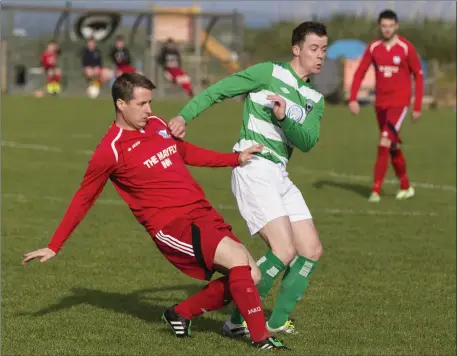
[74, 12, 121, 42]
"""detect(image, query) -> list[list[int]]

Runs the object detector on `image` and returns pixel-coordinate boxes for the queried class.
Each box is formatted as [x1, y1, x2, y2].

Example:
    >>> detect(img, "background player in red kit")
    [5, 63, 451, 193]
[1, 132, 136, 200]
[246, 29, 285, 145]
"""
[40, 40, 62, 95]
[110, 35, 138, 77]
[22, 73, 288, 351]
[348, 9, 424, 202]
[157, 38, 194, 98]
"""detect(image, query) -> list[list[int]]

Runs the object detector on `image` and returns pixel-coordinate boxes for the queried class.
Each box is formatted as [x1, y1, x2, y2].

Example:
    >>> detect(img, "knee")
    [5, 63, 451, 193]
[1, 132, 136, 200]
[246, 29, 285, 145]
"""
[295, 227, 323, 261]
[270, 244, 296, 266]
[226, 243, 250, 268]
[379, 136, 392, 147]
[309, 241, 323, 261]
[250, 264, 262, 285]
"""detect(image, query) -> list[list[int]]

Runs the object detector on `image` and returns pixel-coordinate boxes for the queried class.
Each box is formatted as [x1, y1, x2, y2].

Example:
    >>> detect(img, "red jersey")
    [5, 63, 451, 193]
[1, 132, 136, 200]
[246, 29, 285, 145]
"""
[48, 116, 240, 253]
[349, 36, 424, 111]
[41, 49, 58, 68]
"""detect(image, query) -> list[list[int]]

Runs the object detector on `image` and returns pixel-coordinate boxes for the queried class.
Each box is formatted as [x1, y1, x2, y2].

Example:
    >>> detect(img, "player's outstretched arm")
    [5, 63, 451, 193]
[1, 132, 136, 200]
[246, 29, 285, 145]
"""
[22, 151, 114, 264]
[169, 62, 273, 138]
[176, 139, 263, 167]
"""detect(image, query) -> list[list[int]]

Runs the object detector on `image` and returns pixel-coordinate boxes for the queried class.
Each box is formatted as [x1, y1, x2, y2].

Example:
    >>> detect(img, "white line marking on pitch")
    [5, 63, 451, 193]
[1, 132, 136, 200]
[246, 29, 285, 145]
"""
[313, 170, 456, 193]
[2, 140, 455, 193]
[3, 193, 442, 217]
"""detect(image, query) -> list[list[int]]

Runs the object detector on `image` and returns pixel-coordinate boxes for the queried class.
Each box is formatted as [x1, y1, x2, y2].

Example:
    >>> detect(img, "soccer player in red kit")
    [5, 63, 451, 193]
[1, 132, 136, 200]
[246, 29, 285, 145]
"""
[157, 38, 194, 98]
[348, 9, 424, 202]
[22, 73, 288, 351]
[40, 40, 62, 95]
[110, 35, 138, 77]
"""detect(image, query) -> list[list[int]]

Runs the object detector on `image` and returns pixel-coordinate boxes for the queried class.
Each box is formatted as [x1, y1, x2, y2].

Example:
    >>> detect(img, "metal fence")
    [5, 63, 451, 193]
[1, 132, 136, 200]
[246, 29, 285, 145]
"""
[1, 3, 244, 98]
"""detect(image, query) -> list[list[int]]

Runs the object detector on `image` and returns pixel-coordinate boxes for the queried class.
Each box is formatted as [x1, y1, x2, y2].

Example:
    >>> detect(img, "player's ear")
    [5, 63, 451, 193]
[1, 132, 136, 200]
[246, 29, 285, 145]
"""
[116, 99, 125, 112]
[292, 44, 301, 57]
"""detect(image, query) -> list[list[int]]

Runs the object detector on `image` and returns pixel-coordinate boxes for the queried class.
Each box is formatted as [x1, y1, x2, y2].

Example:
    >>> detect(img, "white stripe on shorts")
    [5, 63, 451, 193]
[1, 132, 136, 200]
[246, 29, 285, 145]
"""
[395, 106, 409, 131]
[155, 231, 195, 257]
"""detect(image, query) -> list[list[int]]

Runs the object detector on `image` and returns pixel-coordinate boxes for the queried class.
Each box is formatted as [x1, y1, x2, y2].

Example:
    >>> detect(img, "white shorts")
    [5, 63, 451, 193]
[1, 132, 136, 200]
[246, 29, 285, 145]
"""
[231, 156, 312, 236]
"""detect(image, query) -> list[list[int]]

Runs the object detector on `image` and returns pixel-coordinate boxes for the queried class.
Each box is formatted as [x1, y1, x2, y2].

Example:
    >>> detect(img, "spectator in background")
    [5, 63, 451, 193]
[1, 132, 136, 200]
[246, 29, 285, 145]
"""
[81, 37, 113, 87]
[41, 40, 62, 95]
[110, 35, 138, 77]
[157, 38, 194, 98]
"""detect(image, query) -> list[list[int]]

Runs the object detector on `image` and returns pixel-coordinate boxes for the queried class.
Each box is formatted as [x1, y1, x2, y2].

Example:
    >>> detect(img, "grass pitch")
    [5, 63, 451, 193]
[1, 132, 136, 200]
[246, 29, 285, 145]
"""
[2, 96, 455, 355]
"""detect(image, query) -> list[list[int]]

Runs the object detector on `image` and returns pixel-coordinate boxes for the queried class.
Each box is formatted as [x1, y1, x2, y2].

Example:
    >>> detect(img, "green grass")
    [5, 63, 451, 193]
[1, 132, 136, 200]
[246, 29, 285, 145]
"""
[2, 96, 456, 355]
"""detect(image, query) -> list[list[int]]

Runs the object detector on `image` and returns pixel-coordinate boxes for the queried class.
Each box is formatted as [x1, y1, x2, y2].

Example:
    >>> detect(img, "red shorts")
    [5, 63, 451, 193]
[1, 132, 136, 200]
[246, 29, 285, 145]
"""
[165, 67, 190, 84]
[375, 106, 409, 144]
[117, 65, 136, 74]
[151, 207, 241, 281]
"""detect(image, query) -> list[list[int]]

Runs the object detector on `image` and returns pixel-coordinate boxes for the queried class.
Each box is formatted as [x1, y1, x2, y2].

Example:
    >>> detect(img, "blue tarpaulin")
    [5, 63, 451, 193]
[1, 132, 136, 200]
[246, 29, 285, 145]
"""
[327, 39, 367, 60]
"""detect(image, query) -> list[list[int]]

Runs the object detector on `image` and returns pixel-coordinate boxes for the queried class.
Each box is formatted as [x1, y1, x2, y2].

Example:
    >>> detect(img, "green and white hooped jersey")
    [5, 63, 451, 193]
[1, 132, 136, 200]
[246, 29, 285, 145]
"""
[179, 61, 325, 166]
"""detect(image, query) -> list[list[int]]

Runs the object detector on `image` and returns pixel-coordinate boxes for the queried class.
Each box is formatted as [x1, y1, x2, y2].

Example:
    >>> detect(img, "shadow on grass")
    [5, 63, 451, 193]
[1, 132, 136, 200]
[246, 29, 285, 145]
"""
[312, 179, 376, 198]
[17, 284, 239, 337]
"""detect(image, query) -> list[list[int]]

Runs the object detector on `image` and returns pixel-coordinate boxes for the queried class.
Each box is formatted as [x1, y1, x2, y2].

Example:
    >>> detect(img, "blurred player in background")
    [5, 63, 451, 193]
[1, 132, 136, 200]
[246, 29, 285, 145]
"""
[81, 37, 113, 87]
[157, 38, 194, 98]
[169, 22, 327, 337]
[110, 35, 137, 77]
[22, 73, 288, 351]
[348, 9, 424, 202]
[40, 40, 62, 95]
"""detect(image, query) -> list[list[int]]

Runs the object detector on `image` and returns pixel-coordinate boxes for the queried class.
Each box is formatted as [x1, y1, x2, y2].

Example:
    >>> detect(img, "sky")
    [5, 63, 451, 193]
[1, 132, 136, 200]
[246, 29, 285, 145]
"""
[2, 0, 456, 27]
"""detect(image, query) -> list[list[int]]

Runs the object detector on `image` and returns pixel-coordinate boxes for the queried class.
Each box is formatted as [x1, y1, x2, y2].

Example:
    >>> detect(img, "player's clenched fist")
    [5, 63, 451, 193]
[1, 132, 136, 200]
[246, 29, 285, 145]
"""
[169, 115, 187, 138]
[266, 94, 287, 121]
[23, 247, 56, 264]
[348, 101, 360, 115]
[238, 144, 264, 166]
[412, 111, 421, 121]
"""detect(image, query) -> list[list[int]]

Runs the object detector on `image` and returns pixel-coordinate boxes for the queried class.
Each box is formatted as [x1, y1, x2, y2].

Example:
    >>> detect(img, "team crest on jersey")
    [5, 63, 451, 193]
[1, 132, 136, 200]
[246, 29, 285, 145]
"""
[393, 56, 401, 65]
[157, 129, 171, 139]
[305, 100, 314, 114]
[287, 105, 304, 123]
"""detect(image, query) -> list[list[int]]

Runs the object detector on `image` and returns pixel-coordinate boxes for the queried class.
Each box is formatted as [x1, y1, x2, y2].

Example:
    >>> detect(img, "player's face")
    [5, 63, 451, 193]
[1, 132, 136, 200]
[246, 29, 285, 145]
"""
[119, 87, 152, 130]
[116, 40, 124, 49]
[88, 40, 96, 50]
[294, 33, 328, 74]
[379, 19, 398, 40]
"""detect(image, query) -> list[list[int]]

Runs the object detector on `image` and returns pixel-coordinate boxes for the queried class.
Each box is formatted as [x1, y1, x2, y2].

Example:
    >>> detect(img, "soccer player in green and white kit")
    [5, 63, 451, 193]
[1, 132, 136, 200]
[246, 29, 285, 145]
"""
[169, 22, 327, 337]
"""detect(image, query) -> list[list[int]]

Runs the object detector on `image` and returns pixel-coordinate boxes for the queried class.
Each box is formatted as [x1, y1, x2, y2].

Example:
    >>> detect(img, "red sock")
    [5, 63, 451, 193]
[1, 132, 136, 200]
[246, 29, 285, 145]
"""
[391, 148, 410, 190]
[181, 82, 193, 96]
[174, 276, 231, 319]
[54, 74, 61, 83]
[229, 266, 270, 343]
[47, 73, 53, 84]
[373, 146, 390, 194]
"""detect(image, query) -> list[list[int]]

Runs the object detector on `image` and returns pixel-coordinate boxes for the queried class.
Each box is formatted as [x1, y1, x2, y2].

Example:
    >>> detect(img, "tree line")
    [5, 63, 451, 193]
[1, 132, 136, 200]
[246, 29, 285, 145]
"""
[243, 15, 456, 63]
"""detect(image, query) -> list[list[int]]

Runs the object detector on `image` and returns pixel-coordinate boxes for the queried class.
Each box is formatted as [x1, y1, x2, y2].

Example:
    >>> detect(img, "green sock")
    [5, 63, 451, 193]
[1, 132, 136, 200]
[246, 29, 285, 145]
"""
[268, 255, 317, 329]
[230, 250, 286, 324]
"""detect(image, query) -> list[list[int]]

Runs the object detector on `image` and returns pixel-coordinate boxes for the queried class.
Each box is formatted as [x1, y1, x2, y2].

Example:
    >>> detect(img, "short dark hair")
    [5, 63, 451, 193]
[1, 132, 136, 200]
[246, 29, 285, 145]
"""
[378, 9, 398, 23]
[112, 73, 156, 111]
[116, 35, 124, 41]
[291, 21, 327, 47]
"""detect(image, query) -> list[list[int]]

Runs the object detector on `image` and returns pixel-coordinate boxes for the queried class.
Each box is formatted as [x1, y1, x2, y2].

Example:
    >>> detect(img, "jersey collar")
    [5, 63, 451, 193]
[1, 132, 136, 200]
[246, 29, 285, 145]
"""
[285, 62, 311, 87]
